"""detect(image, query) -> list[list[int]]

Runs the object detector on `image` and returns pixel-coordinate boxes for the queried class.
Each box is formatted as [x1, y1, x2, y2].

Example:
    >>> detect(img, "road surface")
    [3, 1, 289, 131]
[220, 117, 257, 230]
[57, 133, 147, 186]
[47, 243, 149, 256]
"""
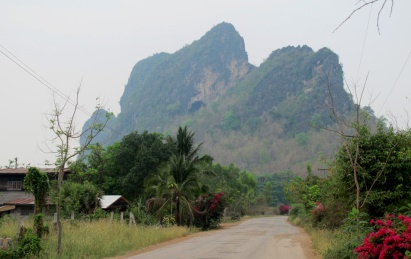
[126, 216, 317, 259]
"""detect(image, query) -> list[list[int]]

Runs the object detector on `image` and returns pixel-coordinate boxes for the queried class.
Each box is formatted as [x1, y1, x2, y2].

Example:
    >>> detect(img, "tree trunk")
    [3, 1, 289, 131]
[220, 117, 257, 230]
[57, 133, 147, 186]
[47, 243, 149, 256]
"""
[57, 165, 64, 255]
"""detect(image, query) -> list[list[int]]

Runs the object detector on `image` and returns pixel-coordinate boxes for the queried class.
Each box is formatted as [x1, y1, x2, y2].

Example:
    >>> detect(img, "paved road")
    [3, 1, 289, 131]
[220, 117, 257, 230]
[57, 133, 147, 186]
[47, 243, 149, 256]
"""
[127, 216, 315, 259]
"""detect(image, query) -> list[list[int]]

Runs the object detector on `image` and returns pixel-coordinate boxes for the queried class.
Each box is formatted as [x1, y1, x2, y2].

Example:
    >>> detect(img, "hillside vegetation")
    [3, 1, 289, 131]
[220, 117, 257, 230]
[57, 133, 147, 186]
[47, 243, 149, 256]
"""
[82, 22, 376, 175]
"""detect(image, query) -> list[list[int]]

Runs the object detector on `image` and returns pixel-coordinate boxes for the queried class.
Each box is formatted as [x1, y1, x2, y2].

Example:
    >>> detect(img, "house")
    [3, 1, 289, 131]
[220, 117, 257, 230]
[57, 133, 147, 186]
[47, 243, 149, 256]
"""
[99, 195, 129, 211]
[0, 167, 70, 217]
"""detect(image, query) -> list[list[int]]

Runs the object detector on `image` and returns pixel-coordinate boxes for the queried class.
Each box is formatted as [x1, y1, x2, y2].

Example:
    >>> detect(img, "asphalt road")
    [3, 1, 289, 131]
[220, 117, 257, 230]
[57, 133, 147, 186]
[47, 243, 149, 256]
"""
[127, 216, 316, 259]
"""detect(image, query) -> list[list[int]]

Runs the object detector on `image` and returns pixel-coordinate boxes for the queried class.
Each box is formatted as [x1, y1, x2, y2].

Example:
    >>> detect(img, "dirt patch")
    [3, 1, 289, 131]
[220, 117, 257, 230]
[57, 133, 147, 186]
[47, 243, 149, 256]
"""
[105, 219, 248, 259]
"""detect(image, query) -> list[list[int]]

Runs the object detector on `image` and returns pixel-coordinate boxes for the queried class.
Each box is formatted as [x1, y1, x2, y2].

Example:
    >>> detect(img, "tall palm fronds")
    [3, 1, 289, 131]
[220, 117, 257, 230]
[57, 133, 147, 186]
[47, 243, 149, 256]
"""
[167, 126, 213, 164]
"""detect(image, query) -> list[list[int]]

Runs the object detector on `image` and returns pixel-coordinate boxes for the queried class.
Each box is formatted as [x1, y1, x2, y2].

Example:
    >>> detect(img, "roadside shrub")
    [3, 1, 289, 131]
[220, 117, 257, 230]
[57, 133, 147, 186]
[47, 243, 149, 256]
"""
[289, 204, 306, 219]
[0, 227, 43, 259]
[162, 214, 176, 227]
[193, 192, 226, 230]
[278, 204, 290, 215]
[355, 214, 411, 259]
[311, 202, 325, 227]
[322, 208, 370, 259]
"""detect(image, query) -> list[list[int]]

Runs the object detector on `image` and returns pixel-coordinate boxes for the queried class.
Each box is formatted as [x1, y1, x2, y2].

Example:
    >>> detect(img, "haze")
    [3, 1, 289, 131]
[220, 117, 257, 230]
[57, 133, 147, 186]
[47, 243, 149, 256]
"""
[1, 0, 410, 167]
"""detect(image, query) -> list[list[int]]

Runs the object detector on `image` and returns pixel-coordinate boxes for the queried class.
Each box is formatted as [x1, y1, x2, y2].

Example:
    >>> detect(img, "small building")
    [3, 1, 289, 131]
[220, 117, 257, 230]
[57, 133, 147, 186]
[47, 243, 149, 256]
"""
[99, 195, 129, 211]
[0, 167, 70, 217]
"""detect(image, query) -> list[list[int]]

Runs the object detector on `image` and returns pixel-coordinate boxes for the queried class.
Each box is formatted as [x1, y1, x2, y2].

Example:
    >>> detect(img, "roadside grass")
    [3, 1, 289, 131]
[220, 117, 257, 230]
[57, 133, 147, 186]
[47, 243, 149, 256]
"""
[305, 227, 338, 257]
[0, 216, 192, 259]
[289, 215, 360, 259]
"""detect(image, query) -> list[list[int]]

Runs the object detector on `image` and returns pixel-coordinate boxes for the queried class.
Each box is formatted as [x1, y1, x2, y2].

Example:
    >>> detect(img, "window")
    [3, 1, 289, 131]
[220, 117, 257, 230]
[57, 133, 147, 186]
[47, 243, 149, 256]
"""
[7, 179, 23, 190]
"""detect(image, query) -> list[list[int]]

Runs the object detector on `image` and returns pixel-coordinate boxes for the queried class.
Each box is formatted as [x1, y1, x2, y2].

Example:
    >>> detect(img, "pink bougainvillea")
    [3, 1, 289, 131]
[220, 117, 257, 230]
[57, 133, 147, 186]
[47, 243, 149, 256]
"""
[279, 204, 290, 215]
[355, 214, 411, 259]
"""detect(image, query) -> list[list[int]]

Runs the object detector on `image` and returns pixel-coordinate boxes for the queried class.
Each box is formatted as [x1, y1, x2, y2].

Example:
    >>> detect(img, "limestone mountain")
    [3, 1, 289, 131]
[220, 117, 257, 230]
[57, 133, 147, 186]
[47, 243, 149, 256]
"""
[82, 22, 366, 175]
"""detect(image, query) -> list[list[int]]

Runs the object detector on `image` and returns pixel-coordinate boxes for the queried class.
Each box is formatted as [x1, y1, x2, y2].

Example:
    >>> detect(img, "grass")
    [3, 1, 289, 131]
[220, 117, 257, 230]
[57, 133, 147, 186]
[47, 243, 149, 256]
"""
[306, 227, 339, 257]
[288, 215, 338, 258]
[0, 216, 192, 259]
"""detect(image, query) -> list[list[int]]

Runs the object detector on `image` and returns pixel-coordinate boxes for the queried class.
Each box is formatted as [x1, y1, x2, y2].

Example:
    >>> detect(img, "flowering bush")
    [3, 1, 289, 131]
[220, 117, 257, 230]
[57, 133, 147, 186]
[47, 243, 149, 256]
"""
[279, 204, 290, 215]
[355, 214, 411, 259]
[310, 201, 325, 226]
[193, 192, 226, 229]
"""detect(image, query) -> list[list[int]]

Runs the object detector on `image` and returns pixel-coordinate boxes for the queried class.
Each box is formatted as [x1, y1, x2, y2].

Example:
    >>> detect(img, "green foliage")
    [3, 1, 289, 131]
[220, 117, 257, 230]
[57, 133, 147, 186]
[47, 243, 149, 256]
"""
[222, 111, 240, 131]
[262, 182, 273, 205]
[146, 126, 216, 226]
[24, 167, 50, 214]
[0, 228, 42, 259]
[285, 167, 321, 211]
[256, 172, 291, 206]
[295, 132, 309, 146]
[57, 181, 102, 216]
[23, 167, 50, 238]
[333, 126, 411, 218]
[130, 199, 157, 225]
[162, 214, 176, 227]
[193, 192, 227, 230]
[289, 203, 307, 220]
[83, 23, 360, 175]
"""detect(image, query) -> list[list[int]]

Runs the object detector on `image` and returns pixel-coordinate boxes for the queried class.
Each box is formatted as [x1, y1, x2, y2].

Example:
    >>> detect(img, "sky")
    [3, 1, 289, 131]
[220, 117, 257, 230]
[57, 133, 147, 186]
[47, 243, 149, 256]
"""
[1, 0, 410, 168]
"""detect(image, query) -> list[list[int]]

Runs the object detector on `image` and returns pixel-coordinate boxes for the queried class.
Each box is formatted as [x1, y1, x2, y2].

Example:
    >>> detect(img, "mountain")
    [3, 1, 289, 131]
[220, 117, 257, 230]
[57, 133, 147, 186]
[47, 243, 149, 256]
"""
[82, 22, 363, 175]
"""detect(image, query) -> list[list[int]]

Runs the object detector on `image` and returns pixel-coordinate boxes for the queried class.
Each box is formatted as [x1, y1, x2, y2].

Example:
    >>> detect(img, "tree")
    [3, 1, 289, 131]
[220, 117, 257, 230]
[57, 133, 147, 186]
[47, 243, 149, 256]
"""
[146, 154, 204, 225]
[47, 87, 111, 255]
[167, 125, 212, 164]
[335, 0, 396, 33]
[59, 181, 102, 216]
[262, 182, 273, 206]
[333, 125, 411, 218]
[112, 131, 174, 199]
[24, 167, 50, 237]
[146, 126, 214, 225]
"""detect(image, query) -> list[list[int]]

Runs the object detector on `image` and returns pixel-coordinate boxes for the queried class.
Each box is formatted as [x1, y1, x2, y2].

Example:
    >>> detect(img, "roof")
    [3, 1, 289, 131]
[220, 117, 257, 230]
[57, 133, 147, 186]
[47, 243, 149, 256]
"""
[0, 191, 33, 205]
[0, 205, 15, 212]
[0, 192, 53, 206]
[0, 168, 70, 175]
[5, 197, 35, 205]
[99, 195, 129, 209]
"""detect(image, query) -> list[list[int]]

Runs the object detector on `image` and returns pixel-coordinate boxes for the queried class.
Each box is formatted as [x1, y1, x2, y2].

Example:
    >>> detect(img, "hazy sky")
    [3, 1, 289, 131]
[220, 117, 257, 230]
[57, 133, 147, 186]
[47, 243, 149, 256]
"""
[1, 1, 410, 167]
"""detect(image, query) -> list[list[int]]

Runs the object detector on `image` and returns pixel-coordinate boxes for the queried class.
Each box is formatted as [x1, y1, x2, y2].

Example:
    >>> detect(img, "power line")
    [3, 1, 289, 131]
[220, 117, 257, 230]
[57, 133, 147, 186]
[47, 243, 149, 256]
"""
[0, 44, 124, 140]
[379, 48, 411, 113]
[356, 3, 373, 81]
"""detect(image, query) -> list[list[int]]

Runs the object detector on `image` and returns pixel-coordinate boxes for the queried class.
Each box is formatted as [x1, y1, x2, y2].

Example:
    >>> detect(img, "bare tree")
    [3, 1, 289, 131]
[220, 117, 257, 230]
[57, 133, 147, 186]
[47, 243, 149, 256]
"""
[318, 75, 399, 220]
[47, 86, 111, 255]
[334, 0, 395, 33]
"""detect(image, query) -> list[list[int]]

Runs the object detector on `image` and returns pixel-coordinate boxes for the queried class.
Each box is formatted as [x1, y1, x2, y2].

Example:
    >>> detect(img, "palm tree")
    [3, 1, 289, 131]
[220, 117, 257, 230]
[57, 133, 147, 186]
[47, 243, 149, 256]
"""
[167, 126, 213, 164]
[146, 154, 204, 225]
[146, 126, 213, 225]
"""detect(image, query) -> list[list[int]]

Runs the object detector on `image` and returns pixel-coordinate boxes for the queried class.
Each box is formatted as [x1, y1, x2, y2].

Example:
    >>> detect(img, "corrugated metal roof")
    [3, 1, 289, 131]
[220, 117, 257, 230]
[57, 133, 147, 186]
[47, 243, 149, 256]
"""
[0, 168, 70, 175]
[99, 195, 129, 209]
[5, 197, 35, 205]
[0, 192, 53, 206]
[0, 191, 33, 205]
[100, 195, 122, 209]
[0, 205, 15, 212]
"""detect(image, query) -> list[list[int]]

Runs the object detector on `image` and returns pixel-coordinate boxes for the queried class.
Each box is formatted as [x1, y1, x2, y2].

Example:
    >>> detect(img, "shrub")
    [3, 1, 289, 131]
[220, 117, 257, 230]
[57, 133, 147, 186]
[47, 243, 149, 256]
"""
[193, 192, 226, 230]
[311, 202, 325, 226]
[278, 204, 290, 215]
[355, 214, 411, 259]
[289, 204, 306, 219]
[0, 227, 43, 259]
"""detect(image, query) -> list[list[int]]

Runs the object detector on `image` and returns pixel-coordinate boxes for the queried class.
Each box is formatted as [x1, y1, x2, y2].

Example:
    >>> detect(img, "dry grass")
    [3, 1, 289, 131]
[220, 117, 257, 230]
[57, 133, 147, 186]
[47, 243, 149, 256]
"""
[306, 227, 338, 257]
[0, 216, 192, 259]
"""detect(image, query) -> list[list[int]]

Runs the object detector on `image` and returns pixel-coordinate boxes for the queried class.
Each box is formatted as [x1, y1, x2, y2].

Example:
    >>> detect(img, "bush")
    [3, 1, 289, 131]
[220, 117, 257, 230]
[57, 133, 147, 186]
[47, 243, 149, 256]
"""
[278, 204, 290, 215]
[289, 204, 306, 219]
[0, 227, 42, 259]
[355, 214, 411, 259]
[193, 192, 226, 230]
[311, 202, 325, 227]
